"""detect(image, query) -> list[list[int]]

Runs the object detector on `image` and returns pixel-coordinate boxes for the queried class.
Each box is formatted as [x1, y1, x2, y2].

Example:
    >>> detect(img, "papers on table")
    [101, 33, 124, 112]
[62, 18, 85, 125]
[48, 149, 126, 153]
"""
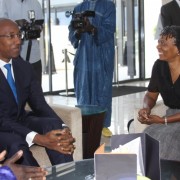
[111, 137, 145, 176]
[95, 133, 160, 180]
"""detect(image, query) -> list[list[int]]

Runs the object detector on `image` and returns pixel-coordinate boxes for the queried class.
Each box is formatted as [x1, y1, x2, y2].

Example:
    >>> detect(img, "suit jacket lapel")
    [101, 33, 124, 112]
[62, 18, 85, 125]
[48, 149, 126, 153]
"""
[0, 69, 16, 101]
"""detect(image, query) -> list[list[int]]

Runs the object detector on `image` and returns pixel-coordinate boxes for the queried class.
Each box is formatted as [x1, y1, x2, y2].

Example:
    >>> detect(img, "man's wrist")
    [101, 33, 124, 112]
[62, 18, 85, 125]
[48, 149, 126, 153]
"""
[26, 131, 38, 147]
[33, 134, 44, 146]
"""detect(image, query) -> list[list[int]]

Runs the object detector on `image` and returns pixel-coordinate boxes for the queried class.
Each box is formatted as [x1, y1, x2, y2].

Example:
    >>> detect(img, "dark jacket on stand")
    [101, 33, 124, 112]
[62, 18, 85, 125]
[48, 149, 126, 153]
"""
[161, 0, 180, 27]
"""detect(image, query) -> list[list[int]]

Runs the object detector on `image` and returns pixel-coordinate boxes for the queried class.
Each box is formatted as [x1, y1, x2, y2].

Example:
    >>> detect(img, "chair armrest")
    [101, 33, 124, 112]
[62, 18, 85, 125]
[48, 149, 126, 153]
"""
[133, 100, 168, 133]
[27, 104, 83, 162]
[50, 104, 83, 161]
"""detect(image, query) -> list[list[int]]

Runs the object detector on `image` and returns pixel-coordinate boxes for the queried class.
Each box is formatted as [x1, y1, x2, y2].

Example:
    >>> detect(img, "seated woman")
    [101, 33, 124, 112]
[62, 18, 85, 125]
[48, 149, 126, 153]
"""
[138, 25, 180, 162]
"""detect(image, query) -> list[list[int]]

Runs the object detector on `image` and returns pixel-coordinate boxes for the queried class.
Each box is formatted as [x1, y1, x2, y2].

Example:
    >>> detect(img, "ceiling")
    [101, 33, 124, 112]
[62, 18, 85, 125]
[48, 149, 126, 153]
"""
[43, 0, 83, 12]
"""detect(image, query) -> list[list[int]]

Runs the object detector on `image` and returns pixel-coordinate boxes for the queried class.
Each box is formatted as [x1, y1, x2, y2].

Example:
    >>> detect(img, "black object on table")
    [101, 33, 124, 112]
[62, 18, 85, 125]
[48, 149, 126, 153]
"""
[76, 105, 106, 159]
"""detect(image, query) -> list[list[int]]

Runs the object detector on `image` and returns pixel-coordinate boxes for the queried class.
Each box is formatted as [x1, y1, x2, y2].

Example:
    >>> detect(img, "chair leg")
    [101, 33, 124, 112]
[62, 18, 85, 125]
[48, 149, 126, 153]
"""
[127, 119, 134, 133]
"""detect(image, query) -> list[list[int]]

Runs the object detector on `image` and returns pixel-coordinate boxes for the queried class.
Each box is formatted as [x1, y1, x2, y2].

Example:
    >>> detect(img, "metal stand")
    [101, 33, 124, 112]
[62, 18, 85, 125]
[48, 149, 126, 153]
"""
[113, 45, 119, 87]
[59, 49, 74, 96]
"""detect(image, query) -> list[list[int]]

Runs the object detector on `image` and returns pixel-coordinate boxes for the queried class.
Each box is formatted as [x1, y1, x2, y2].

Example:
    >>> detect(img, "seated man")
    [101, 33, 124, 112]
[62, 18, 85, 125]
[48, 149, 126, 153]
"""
[0, 18, 75, 166]
[0, 150, 47, 179]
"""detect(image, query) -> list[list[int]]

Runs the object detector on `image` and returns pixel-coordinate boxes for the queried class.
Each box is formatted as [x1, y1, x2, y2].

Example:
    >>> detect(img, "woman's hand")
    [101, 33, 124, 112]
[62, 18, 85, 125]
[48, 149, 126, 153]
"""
[138, 108, 151, 123]
[138, 110, 164, 125]
[147, 115, 164, 124]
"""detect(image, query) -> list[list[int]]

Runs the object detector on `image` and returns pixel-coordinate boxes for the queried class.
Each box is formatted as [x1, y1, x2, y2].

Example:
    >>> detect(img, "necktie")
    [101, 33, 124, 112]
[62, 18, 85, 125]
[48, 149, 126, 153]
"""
[4, 64, 18, 103]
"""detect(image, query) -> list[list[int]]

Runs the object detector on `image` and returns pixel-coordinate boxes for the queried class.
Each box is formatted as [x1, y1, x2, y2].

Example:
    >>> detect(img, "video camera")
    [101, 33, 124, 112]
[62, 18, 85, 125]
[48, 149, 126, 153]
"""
[70, 10, 95, 29]
[15, 10, 44, 40]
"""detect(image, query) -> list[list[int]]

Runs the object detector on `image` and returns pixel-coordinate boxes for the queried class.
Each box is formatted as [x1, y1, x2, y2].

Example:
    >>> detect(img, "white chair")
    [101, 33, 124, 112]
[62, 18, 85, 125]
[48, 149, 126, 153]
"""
[26, 104, 83, 167]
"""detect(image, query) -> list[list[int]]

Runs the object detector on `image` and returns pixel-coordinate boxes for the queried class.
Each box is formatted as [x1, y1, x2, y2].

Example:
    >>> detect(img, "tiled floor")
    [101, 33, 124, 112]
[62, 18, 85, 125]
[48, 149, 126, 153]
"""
[45, 80, 152, 146]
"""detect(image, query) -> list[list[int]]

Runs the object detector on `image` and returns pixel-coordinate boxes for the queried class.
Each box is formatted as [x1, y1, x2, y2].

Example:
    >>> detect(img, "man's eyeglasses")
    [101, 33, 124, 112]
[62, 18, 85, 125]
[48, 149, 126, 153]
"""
[0, 33, 23, 39]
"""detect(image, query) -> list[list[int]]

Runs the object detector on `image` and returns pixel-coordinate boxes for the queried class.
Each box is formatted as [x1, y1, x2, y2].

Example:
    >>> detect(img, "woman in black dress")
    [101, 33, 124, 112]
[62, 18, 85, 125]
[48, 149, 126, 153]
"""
[138, 25, 180, 162]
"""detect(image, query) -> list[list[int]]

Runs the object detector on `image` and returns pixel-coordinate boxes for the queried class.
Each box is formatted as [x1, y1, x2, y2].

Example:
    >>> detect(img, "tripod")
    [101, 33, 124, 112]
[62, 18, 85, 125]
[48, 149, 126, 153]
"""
[26, 39, 32, 62]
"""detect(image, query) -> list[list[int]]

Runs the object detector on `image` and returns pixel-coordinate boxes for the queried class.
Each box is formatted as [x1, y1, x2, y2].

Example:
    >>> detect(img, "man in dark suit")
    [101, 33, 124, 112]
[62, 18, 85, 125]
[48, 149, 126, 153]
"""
[0, 18, 75, 166]
[161, 0, 180, 27]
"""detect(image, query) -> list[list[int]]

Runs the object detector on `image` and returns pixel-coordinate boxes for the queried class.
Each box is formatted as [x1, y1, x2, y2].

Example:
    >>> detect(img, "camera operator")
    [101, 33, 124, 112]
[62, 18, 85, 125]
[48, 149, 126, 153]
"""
[0, 0, 44, 84]
[69, 0, 116, 137]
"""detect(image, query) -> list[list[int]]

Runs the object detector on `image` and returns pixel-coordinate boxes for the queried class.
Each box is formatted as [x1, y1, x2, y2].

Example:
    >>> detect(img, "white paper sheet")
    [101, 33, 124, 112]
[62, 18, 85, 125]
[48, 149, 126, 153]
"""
[112, 137, 145, 176]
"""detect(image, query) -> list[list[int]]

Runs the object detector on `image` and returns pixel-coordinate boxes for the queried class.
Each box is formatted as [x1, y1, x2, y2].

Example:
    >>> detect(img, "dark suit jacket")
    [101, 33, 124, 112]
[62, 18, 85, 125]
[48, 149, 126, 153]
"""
[161, 0, 180, 27]
[0, 57, 63, 139]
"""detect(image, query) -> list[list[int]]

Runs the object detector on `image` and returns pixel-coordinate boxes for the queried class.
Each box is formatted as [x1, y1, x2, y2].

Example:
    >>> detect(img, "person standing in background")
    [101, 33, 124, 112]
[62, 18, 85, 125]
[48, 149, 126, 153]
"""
[68, 0, 116, 137]
[161, 0, 180, 27]
[0, 0, 44, 84]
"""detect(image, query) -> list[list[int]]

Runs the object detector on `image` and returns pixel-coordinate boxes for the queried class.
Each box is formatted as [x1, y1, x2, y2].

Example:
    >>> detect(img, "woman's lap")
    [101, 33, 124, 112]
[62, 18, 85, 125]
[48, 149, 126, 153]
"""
[144, 123, 180, 161]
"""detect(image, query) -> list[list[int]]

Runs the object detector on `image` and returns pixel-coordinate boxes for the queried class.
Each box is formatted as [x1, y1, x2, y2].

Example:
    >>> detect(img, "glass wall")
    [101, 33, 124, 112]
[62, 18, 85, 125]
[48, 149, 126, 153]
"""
[39, 0, 82, 93]
[39, 0, 168, 93]
[144, 0, 162, 78]
[115, 0, 140, 84]
[144, 0, 172, 78]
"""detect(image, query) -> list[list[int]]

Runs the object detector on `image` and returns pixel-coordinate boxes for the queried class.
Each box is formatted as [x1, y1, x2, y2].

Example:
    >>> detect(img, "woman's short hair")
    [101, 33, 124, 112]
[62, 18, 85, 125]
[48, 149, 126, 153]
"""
[160, 25, 180, 51]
